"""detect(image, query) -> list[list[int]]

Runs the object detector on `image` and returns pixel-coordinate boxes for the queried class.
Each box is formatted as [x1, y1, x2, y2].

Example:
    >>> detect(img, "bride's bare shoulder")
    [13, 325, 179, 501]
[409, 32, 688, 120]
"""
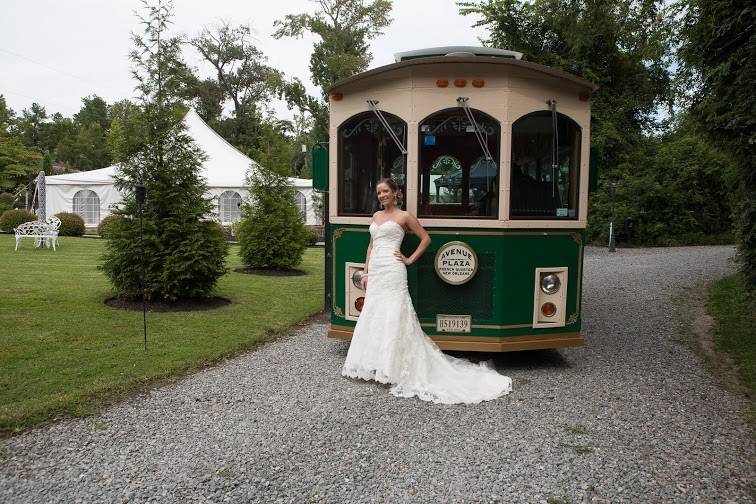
[397, 210, 415, 227]
[399, 209, 416, 222]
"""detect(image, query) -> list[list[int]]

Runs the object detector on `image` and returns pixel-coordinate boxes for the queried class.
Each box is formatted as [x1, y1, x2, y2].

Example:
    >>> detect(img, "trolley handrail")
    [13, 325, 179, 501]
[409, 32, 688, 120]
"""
[457, 97, 493, 161]
[366, 100, 407, 155]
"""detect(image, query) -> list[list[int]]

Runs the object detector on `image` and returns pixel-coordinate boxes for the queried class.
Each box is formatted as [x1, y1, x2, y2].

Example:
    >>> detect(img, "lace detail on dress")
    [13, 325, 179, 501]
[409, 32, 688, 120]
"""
[341, 220, 512, 404]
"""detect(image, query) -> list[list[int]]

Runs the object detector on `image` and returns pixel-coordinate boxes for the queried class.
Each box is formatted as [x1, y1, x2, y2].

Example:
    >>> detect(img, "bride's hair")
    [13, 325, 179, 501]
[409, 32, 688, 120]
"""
[377, 177, 403, 206]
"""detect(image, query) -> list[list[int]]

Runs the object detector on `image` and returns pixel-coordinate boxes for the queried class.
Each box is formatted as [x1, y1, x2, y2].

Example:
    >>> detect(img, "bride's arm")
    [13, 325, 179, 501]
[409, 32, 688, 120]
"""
[397, 214, 431, 265]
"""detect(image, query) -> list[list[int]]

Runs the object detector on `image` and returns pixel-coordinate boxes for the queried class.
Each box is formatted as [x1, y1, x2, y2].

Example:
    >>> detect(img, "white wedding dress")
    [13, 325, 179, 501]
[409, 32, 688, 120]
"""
[341, 220, 512, 404]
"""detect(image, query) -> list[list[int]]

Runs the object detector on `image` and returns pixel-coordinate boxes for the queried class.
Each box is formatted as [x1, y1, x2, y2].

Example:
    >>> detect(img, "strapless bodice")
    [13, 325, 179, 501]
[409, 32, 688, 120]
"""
[369, 220, 405, 253]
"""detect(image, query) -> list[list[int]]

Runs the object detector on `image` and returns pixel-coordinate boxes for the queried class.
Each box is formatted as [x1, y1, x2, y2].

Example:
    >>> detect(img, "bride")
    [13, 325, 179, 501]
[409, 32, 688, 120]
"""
[341, 178, 512, 404]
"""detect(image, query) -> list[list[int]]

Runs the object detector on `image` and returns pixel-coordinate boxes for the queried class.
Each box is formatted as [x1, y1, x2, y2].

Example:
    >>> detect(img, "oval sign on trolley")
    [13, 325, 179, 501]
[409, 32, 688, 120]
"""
[434, 241, 478, 285]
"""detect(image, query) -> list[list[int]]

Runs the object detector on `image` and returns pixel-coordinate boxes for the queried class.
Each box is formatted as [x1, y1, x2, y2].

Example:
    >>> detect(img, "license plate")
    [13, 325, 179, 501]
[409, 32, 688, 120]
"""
[436, 314, 471, 333]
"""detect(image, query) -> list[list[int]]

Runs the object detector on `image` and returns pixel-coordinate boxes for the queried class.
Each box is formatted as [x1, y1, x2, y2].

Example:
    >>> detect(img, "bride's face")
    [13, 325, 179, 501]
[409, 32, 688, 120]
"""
[376, 183, 395, 208]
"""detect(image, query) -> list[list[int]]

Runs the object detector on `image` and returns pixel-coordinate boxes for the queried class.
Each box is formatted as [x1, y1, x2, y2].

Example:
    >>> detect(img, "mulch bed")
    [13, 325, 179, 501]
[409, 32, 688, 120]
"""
[233, 267, 307, 276]
[105, 296, 232, 312]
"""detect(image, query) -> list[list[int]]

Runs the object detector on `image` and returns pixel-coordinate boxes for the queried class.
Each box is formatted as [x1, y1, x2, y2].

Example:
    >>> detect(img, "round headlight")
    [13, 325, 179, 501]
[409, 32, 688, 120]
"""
[352, 269, 366, 289]
[541, 273, 561, 294]
[541, 302, 557, 317]
[355, 297, 365, 312]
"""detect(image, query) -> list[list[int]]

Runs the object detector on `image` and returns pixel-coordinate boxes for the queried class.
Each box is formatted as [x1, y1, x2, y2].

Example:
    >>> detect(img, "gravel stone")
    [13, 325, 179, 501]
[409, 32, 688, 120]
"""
[1, 245, 753, 503]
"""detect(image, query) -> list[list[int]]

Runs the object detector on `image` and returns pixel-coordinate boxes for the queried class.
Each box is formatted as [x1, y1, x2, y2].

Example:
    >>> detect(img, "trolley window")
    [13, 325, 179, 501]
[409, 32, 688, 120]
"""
[338, 111, 407, 216]
[510, 112, 581, 219]
[418, 108, 500, 218]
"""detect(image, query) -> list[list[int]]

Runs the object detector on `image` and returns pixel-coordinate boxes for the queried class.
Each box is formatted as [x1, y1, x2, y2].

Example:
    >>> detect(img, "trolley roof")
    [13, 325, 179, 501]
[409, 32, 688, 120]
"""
[393, 46, 523, 62]
[329, 53, 598, 93]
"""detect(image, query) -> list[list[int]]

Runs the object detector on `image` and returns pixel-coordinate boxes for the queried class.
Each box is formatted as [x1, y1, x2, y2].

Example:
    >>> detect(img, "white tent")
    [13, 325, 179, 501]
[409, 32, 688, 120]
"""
[45, 109, 320, 227]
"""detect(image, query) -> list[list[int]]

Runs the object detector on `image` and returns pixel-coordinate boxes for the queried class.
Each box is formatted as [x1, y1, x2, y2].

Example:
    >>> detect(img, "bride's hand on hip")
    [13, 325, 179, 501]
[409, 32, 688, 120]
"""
[360, 275, 368, 290]
[394, 251, 411, 265]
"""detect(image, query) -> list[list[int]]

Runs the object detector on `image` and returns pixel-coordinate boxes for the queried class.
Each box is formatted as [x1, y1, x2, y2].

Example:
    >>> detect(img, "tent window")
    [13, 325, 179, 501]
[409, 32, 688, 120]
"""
[418, 108, 500, 218]
[338, 111, 407, 216]
[219, 191, 242, 223]
[73, 189, 100, 226]
[510, 112, 581, 219]
[295, 191, 306, 217]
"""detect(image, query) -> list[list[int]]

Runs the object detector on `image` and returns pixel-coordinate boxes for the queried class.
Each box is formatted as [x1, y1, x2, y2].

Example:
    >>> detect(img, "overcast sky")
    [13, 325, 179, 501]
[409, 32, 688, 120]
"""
[1, 0, 489, 121]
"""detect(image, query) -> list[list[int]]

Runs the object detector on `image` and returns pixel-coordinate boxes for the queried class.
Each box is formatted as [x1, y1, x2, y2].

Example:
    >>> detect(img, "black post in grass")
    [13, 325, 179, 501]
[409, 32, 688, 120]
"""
[135, 184, 147, 350]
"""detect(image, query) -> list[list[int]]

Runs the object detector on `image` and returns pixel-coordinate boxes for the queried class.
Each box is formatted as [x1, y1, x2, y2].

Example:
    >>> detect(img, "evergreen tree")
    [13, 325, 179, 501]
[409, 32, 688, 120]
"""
[238, 166, 307, 270]
[101, 0, 228, 301]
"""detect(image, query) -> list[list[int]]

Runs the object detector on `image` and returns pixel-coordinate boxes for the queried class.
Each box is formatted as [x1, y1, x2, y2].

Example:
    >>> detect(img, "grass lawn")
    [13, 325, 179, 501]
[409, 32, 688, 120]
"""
[0, 234, 323, 434]
[707, 274, 756, 421]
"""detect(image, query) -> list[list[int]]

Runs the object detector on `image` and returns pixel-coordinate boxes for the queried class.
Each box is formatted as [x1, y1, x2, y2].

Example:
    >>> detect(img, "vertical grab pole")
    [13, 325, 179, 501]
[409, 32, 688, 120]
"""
[547, 99, 559, 198]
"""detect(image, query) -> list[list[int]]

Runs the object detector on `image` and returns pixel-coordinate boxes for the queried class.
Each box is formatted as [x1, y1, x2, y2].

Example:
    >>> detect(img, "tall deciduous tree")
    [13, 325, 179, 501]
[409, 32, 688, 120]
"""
[101, 0, 228, 301]
[11, 97, 112, 172]
[188, 22, 283, 148]
[56, 96, 112, 170]
[677, 0, 756, 289]
[460, 0, 674, 177]
[0, 99, 40, 189]
[0, 136, 42, 190]
[75, 95, 110, 130]
[0, 95, 14, 134]
[14, 103, 48, 150]
[273, 0, 393, 139]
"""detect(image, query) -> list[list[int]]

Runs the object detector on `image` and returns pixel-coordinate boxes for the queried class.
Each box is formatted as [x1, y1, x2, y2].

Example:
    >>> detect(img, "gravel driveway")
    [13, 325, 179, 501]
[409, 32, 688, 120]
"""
[1, 245, 753, 503]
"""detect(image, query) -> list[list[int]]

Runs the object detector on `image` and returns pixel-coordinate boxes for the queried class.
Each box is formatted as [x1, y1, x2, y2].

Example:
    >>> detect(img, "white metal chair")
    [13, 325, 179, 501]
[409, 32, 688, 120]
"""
[45, 215, 61, 250]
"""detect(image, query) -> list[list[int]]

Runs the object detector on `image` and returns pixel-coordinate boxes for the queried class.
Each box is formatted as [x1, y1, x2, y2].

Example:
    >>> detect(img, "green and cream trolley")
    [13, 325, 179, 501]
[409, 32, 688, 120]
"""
[313, 47, 598, 352]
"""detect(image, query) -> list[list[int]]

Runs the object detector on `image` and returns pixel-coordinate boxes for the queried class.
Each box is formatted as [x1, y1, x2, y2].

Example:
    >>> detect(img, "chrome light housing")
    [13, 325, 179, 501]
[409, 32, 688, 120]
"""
[352, 269, 366, 289]
[540, 273, 561, 294]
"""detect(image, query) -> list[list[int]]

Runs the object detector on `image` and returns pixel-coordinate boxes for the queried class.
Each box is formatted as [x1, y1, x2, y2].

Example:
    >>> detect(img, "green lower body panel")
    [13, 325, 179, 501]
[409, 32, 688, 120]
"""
[329, 225, 585, 352]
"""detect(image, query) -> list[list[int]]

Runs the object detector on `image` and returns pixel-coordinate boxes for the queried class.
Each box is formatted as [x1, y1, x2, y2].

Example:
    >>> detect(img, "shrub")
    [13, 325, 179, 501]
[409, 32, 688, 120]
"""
[219, 224, 235, 241]
[55, 212, 85, 236]
[97, 214, 127, 239]
[0, 193, 15, 206]
[229, 221, 242, 240]
[0, 209, 36, 232]
[304, 227, 319, 246]
[0, 204, 10, 216]
[238, 167, 307, 270]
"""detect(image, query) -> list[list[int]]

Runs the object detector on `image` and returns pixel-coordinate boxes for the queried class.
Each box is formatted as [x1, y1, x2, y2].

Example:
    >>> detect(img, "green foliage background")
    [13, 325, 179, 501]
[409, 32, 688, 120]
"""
[461, 0, 740, 248]
[677, 0, 756, 288]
